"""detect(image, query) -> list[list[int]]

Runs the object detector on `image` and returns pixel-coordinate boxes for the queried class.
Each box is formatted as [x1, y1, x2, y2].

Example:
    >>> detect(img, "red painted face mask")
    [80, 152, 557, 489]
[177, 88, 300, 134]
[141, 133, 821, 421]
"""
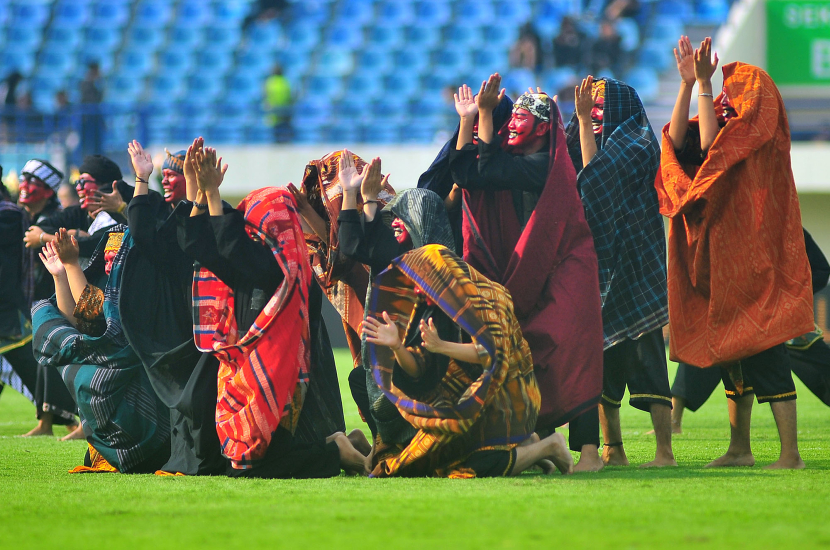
[506, 108, 548, 154]
[104, 249, 117, 275]
[75, 175, 99, 211]
[591, 96, 605, 135]
[472, 122, 479, 145]
[391, 218, 412, 247]
[721, 90, 738, 121]
[161, 169, 186, 203]
[18, 176, 53, 205]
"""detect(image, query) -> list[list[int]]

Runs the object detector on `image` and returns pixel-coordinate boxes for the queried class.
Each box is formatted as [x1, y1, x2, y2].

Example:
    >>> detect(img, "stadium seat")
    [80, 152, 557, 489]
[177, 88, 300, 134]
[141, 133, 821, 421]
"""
[177, 0, 213, 27]
[376, 2, 415, 25]
[326, 119, 364, 144]
[326, 25, 365, 49]
[394, 50, 431, 75]
[84, 28, 122, 52]
[91, 3, 131, 28]
[444, 26, 483, 48]
[646, 16, 684, 47]
[290, 1, 331, 23]
[286, 23, 320, 52]
[363, 122, 402, 144]
[149, 76, 187, 102]
[433, 49, 471, 76]
[541, 66, 577, 94]
[185, 74, 224, 102]
[316, 50, 354, 77]
[456, 1, 496, 24]
[106, 74, 145, 105]
[10, 3, 51, 28]
[343, 76, 383, 100]
[206, 25, 245, 49]
[6, 27, 41, 52]
[617, 17, 641, 52]
[239, 50, 277, 78]
[157, 50, 194, 75]
[212, 1, 251, 25]
[695, 0, 730, 25]
[367, 25, 404, 49]
[638, 39, 675, 72]
[306, 75, 344, 100]
[135, 1, 174, 26]
[483, 25, 519, 49]
[77, 49, 114, 74]
[225, 73, 262, 102]
[206, 120, 246, 144]
[494, 1, 532, 24]
[406, 25, 442, 50]
[0, 3, 9, 27]
[623, 67, 659, 103]
[169, 26, 206, 50]
[410, 96, 452, 119]
[53, 2, 91, 26]
[195, 47, 234, 74]
[334, 0, 376, 25]
[656, 0, 694, 21]
[127, 25, 167, 50]
[334, 96, 372, 118]
[30, 75, 66, 96]
[501, 68, 537, 96]
[472, 49, 509, 74]
[38, 49, 76, 77]
[356, 47, 394, 75]
[415, 0, 452, 25]
[385, 71, 421, 99]
[402, 122, 438, 144]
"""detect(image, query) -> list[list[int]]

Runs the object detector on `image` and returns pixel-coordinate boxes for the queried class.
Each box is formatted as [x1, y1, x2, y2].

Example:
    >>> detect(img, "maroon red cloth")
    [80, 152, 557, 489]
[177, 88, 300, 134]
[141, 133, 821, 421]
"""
[462, 103, 604, 429]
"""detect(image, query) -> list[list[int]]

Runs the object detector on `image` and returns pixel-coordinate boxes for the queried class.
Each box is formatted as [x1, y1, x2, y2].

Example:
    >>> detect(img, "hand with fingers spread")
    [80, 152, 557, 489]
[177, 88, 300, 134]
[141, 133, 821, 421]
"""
[361, 312, 403, 350]
[360, 157, 386, 203]
[475, 73, 506, 113]
[694, 37, 719, 84]
[574, 75, 596, 123]
[39, 240, 65, 278]
[419, 318, 445, 354]
[674, 35, 696, 86]
[339, 149, 364, 196]
[454, 84, 478, 120]
[53, 228, 80, 266]
[192, 146, 228, 194]
[287, 182, 313, 217]
[87, 184, 125, 217]
[127, 140, 153, 183]
[184, 137, 204, 201]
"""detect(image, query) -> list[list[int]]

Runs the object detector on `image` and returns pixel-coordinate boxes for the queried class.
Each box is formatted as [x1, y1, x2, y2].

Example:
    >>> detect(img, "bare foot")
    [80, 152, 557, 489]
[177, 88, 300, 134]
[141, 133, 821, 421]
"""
[66, 423, 79, 433]
[573, 451, 605, 473]
[60, 425, 85, 441]
[705, 451, 755, 468]
[536, 459, 556, 474]
[602, 444, 629, 466]
[334, 433, 370, 475]
[546, 433, 574, 475]
[639, 452, 678, 468]
[763, 455, 805, 470]
[347, 428, 372, 457]
[22, 421, 54, 437]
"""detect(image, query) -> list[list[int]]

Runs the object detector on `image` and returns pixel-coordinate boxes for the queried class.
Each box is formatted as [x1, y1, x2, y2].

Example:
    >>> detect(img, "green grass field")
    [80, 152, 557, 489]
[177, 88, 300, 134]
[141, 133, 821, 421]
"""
[1, 351, 828, 549]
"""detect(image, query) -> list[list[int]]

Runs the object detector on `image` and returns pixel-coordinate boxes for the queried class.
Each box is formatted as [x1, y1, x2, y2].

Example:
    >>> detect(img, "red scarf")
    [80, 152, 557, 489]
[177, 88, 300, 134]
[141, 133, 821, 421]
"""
[193, 187, 312, 469]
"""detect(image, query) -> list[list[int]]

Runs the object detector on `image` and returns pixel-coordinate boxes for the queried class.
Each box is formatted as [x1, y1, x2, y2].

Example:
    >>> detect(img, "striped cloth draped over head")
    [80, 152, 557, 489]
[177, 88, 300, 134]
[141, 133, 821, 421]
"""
[367, 245, 539, 477]
[31, 226, 170, 473]
[193, 187, 312, 469]
[565, 78, 668, 349]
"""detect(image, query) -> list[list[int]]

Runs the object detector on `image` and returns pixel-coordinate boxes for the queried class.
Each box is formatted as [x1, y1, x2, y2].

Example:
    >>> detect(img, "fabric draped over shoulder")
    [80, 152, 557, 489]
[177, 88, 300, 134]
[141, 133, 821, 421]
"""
[301, 150, 395, 365]
[192, 187, 312, 469]
[31, 226, 170, 473]
[654, 62, 813, 367]
[566, 78, 668, 349]
[367, 245, 540, 477]
[461, 99, 603, 429]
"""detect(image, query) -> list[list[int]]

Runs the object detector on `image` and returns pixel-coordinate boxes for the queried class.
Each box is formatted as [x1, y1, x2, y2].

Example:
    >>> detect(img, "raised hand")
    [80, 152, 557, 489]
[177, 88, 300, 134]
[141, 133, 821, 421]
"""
[339, 149, 364, 195]
[184, 137, 203, 200]
[419, 318, 444, 353]
[361, 312, 402, 350]
[53, 228, 80, 266]
[574, 75, 596, 122]
[88, 184, 125, 217]
[674, 35, 696, 86]
[454, 84, 478, 119]
[360, 157, 385, 202]
[39, 241, 65, 277]
[475, 73, 506, 113]
[287, 182, 313, 216]
[127, 140, 153, 181]
[192, 146, 228, 193]
[693, 37, 719, 84]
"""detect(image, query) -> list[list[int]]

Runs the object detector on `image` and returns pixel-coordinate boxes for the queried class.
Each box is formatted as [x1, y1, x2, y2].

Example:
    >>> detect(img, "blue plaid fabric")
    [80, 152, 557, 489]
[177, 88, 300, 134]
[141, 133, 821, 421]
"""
[565, 78, 668, 349]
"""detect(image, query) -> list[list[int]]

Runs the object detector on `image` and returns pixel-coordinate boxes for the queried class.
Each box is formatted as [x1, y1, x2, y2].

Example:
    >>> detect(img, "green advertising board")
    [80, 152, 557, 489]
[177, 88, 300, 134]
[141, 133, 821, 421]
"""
[767, 0, 830, 85]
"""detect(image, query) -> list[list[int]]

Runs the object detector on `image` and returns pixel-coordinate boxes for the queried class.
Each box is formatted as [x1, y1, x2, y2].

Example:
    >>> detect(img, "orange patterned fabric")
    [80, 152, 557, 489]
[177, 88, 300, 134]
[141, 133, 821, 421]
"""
[300, 150, 395, 365]
[655, 62, 814, 367]
[68, 444, 119, 474]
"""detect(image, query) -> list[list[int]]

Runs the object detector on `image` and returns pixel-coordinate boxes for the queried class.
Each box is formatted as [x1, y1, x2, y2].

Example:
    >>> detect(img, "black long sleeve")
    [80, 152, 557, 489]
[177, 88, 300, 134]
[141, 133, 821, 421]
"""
[126, 193, 174, 260]
[337, 209, 402, 275]
[449, 138, 549, 193]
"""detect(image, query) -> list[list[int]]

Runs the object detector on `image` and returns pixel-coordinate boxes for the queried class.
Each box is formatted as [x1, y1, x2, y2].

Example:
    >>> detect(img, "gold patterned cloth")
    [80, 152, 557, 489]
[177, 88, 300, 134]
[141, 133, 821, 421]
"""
[366, 245, 540, 477]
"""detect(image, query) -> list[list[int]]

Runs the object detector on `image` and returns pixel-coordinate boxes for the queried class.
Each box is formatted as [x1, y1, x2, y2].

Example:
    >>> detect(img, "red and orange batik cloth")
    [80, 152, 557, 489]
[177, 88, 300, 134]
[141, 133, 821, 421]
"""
[300, 150, 395, 366]
[655, 62, 814, 367]
[193, 187, 311, 470]
[366, 245, 540, 478]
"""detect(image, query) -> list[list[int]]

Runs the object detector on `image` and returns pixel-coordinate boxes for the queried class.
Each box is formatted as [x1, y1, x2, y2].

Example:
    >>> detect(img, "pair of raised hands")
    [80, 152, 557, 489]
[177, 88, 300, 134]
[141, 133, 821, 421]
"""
[674, 35, 718, 85]
[338, 148, 388, 202]
[39, 228, 79, 277]
[454, 73, 507, 119]
[127, 137, 228, 194]
[362, 313, 443, 353]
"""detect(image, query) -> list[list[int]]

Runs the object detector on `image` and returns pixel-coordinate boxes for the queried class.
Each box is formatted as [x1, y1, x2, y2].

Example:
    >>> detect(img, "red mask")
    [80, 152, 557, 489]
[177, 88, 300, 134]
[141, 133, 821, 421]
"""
[721, 91, 738, 121]
[506, 108, 550, 154]
[591, 96, 605, 135]
[472, 122, 479, 145]
[391, 218, 412, 247]
[18, 176, 53, 205]
[161, 169, 186, 203]
[414, 286, 435, 307]
[75, 174, 99, 211]
[104, 249, 117, 275]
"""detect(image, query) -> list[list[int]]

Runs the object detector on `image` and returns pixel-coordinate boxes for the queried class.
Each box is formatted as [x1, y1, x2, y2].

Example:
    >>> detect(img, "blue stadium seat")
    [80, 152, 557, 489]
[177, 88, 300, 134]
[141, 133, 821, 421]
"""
[286, 23, 319, 52]
[534, 1, 569, 39]
[225, 72, 262, 102]
[456, 1, 496, 24]
[118, 48, 155, 77]
[356, 47, 394, 74]
[0, 3, 9, 26]
[149, 76, 187, 102]
[385, 71, 421, 99]
[195, 47, 234, 74]
[367, 26, 404, 49]
[623, 67, 659, 103]
[169, 26, 205, 50]
[30, 75, 65, 96]
[483, 25, 519, 49]
[327, 119, 364, 144]
[157, 50, 194, 75]
[472, 49, 509, 73]
[433, 49, 470, 75]
[53, 2, 91, 26]
[376, 2, 415, 25]
[444, 26, 483, 48]
[695, 0, 730, 24]
[107, 74, 145, 105]
[290, 1, 331, 23]
[212, 1, 251, 25]
[177, 0, 213, 27]
[126, 25, 167, 50]
[142, 101, 177, 119]
[91, 3, 131, 28]
[11, 3, 51, 28]
[638, 39, 675, 72]
[422, 73, 454, 94]
[84, 28, 122, 52]
[494, 1, 532, 24]
[38, 49, 76, 77]
[343, 75, 383, 100]
[406, 25, 442, 49]
[410, 96, 452, 118]
[647, 16, 684, 46]
[316, 50, 354, 77]
[656, 0, 694, 21]
[135, 1, 174, 26]
[334, 0, 376, 25]
[617, 17, 640, 52]
[206, 120, 246, 144]
[394, 50, 431, 75]
[541, 67, 577, 94]
[363, 122, 401, 144]
[306, 75, 344, 100]
[326, 25, 364, 49]
[239, 50, 277, 78]
[206, 25, 245, 49]
[334, 96, 372, 118]
[1, 50, 34, 75]
[78, 49, 114, 75]
[402, 122, 438, 144]
[501, 68, 537, 96]
[414, 0, 452, 25]
[6, 27, 41, 52]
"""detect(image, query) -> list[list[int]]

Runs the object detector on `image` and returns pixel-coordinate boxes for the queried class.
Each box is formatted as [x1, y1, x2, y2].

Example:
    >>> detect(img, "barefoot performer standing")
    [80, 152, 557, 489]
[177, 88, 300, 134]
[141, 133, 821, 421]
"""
[657, 36, 814, 469]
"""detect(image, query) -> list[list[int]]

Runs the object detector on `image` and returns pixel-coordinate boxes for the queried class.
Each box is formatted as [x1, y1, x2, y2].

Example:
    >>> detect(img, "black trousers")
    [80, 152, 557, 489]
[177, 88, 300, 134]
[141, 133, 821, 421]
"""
[3, 341, 76, 425]
[227, 426, 341, 479]
[349, 366, 378, 438]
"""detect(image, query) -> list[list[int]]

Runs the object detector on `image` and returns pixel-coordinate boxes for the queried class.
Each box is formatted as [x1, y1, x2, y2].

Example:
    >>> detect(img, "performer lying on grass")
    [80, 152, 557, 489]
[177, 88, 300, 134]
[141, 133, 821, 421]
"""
[362, 245, 573, 478]
[176, 145, 367, 478]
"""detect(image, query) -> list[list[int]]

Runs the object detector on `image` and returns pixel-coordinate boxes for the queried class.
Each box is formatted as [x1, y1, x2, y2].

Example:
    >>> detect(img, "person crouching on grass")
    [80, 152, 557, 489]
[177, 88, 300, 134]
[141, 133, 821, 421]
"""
[362, 244, 573, 478]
